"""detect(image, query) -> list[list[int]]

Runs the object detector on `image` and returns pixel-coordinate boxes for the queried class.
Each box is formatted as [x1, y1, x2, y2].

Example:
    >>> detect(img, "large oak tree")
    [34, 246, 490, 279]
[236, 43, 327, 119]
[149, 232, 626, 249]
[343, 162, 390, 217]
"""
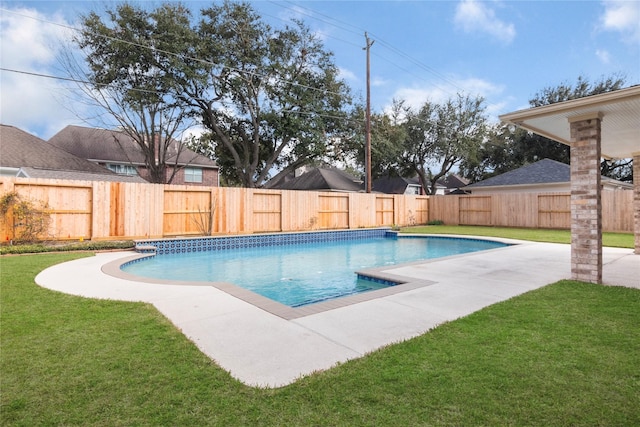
[75, 1, 355, 187]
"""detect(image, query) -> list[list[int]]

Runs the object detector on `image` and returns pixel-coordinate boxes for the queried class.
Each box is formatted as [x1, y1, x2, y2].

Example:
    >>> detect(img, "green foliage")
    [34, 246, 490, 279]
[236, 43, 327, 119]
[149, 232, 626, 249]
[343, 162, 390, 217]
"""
[528, 74, 626, 107]
[401, 94, 488, 194]
[79, 0, 355, 188]
[75, 3, 206, 184]
[360, 95, 487, 193]
[0, 192, 51, 243]
[187, 1, 355, 187]
[2, 254, 638, 425]
[461, 74, 630, 182]
[0, 240, 135, 255]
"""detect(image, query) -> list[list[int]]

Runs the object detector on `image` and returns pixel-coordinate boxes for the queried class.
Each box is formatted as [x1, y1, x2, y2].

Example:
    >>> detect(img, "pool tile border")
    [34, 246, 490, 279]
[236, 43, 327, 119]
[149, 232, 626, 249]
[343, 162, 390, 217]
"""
[134, 228, 392, 255]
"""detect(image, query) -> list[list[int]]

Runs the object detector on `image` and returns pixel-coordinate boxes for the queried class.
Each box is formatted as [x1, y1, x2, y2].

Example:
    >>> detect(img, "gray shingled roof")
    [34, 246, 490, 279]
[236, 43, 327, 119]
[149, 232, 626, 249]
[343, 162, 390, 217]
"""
[372, 176, 419, 194]
[465, 159, 570, 188]
[273, 168, 363, 192]
[0, 124, 146, 182]
[439, 174, 470, 189]
[48, 125, 218, 168]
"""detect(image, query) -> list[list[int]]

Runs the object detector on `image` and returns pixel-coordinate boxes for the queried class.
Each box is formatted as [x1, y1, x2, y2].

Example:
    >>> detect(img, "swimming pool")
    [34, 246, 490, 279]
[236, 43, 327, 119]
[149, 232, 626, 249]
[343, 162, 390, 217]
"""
[123, 231, 508, 308]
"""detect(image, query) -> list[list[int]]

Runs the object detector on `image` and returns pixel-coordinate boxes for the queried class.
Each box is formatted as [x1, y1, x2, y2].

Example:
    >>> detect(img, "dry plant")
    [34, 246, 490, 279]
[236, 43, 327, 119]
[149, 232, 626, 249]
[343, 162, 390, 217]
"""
[191, 197, 217, 236]
[0, 192, 52, 243]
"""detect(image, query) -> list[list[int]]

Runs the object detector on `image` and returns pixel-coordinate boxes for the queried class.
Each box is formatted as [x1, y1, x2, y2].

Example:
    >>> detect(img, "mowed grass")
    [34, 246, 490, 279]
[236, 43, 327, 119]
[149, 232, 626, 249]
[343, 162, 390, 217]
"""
[1, 251, 638, 426]
[403, 225, 635, 248]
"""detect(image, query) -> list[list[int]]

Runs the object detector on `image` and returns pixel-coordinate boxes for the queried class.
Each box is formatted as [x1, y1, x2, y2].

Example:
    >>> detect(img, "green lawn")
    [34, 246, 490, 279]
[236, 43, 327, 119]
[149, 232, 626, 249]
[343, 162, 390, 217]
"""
[1, 240, 639, 425]
[402, 225, 635, 248]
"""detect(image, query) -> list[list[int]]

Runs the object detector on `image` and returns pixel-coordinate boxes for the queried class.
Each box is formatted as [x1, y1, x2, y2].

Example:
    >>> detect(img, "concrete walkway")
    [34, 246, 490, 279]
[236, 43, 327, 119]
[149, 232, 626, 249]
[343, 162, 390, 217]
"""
[35, 240, 639, 388]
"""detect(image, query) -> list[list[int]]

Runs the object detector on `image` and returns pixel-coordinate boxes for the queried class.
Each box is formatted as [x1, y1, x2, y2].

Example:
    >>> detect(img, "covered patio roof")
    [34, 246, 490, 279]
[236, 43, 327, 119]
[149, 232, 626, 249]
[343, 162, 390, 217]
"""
[499, 85, 640, 283]
[500, 85, 640, 159]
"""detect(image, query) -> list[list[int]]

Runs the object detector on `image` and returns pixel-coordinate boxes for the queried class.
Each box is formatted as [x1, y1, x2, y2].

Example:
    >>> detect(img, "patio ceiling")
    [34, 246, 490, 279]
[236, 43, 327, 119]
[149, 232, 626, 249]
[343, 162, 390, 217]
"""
[499, 85, 640, 159]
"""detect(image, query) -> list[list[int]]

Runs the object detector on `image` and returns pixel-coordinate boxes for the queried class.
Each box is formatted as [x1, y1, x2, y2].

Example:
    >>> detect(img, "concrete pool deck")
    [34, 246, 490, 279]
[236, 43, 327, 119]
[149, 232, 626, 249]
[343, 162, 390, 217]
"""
[35, 239, 639, 388]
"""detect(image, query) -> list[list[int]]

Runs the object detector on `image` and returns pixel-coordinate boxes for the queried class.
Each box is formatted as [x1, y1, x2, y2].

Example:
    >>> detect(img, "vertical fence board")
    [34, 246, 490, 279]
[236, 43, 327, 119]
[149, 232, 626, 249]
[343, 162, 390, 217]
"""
[12, 179, 92, 240]
[459, 196, 491, 225]
[414, 196, 429, 225]
[252, 191, 282, 232]
[538, 193, 570, 229]
[348, 193, 375, 228]
[280, 190, 318, 231]
[375, 196, 394, 225]
[318, 194, 349, 229]
[428, 195, 459, 225]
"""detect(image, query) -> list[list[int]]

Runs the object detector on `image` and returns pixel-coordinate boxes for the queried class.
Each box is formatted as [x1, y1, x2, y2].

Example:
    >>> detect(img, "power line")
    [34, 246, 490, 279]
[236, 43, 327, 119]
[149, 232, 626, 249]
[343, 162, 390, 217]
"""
[2, 4, 500, 133]
[0, 67, 363, 126]
[268, 1, 506, 113]
[0, 7, 350, 101]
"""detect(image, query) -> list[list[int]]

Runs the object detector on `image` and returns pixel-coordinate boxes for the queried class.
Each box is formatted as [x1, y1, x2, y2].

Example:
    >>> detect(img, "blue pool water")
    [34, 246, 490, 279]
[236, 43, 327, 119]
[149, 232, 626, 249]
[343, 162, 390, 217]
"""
[123, 236, 507, 307]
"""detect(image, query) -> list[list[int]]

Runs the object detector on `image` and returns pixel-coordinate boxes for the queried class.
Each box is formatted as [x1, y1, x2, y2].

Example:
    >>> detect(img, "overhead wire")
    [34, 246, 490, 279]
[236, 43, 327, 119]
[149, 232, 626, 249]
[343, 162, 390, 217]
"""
[1, 4, 506, 140]
[269, 1, 506, 114]
[0, 7, 351, 101]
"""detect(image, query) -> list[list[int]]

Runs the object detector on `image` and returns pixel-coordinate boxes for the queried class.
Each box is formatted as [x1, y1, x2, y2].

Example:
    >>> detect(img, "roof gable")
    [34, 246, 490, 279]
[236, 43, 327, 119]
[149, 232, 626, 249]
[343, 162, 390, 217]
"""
[1, 124, 118, 175]
[438, 174, 470, 189]
[48, 125, 217, 168]
[274, 168, 363, 192]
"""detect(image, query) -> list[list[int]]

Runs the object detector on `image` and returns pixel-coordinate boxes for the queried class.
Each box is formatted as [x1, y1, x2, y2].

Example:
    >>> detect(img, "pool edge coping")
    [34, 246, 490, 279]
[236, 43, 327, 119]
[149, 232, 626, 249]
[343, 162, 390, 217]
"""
[102, 234, 521, 320]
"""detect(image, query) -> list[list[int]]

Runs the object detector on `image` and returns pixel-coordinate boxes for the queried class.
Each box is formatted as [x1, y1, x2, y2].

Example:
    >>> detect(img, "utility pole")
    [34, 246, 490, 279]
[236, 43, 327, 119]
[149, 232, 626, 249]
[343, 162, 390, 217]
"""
[363, 32, 374, 193]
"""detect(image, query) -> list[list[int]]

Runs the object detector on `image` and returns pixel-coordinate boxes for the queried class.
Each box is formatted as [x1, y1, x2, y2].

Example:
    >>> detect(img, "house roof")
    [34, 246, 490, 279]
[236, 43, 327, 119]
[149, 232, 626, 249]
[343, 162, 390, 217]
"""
[1, 124, 144, 182]
[48, 125, 218, 168]
[372, 176, 420, 194]
[465, 159, 570, 188]
[273, 168, 363, 192]
[499, 85, 640, 159]
[438, 174, 470, 189]
[465, 158, 631, 190]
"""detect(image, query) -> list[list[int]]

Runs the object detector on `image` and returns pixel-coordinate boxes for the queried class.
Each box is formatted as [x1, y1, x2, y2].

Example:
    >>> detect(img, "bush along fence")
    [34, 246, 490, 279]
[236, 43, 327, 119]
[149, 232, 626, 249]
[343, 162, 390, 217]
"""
[0, 177, 633, 242]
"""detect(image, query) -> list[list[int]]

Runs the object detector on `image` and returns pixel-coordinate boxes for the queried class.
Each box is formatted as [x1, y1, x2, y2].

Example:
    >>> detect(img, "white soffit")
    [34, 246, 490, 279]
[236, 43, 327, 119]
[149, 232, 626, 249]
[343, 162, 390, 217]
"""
[499, 86, 640, 159]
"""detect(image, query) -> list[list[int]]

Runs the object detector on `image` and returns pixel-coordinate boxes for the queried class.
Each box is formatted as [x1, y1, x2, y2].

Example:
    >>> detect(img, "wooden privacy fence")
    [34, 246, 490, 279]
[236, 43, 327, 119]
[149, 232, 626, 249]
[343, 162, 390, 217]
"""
[428, 192, 634, 232]
[0, 178, 428, 241]
[1, 177, 633, 242]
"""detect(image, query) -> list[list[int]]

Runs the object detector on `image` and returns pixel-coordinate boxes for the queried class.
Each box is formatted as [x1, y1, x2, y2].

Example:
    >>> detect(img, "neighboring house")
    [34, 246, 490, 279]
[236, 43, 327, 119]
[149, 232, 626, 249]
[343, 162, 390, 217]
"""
[0, 124, 145, 182]
[268, 167, 364, 192]
[48, 125, 219, 186]
[438, 174, 470, 195]
[372, 174, 469, 195]
[372, 176, 423, 195]
[464, 158, 632, 194]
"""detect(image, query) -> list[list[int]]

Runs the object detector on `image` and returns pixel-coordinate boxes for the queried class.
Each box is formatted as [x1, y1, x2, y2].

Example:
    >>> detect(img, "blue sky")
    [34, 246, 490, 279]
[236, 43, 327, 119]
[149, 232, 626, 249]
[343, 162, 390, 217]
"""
[1, 0, 639, 139]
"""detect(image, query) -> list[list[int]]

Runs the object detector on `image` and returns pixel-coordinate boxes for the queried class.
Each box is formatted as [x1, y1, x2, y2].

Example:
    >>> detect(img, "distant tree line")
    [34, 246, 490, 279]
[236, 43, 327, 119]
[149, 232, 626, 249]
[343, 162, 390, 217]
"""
[71, 1, 632, 189]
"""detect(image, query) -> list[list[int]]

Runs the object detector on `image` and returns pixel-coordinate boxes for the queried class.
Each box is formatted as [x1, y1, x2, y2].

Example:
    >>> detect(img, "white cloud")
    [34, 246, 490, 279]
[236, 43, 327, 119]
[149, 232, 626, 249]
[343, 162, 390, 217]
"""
[600, 0, 640, 43]
[454, 0, 516, 44]
[0, 7, 83, 138]
[386, 77, 507, 122]
[595, 48, 611, 64]
[338, 67, 358, 82]
[391, 77, 504, 109]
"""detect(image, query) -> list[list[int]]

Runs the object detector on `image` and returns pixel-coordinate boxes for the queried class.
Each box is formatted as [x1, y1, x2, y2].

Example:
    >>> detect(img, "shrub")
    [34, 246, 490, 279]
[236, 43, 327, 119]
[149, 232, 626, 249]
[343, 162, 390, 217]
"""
[0, 240, 135, 255]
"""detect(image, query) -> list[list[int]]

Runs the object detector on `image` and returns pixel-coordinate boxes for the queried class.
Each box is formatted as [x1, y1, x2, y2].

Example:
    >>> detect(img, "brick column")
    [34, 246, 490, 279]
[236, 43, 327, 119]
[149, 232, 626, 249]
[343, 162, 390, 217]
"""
[569, 114, 603, 284]
[634, 153, 640, 254]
